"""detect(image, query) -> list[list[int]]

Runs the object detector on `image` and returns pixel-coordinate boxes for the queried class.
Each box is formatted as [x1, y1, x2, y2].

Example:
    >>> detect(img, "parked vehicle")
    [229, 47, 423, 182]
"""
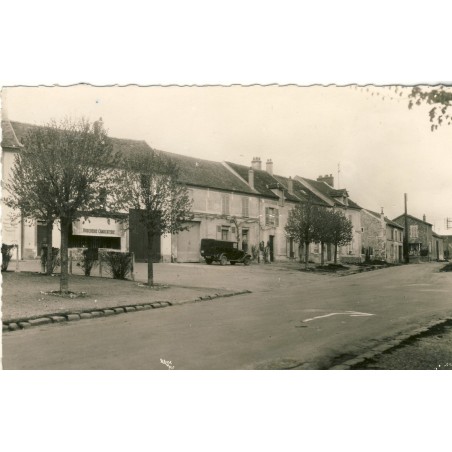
[200, 238, 251, 266]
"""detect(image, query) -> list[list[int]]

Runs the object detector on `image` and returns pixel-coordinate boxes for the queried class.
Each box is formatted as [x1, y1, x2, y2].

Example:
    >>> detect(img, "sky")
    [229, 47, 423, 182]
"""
[3, 85, 452, 234]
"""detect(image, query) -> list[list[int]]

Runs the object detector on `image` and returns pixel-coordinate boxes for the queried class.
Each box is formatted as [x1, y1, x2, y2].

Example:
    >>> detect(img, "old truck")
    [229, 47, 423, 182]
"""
[200, 238, 251, 266]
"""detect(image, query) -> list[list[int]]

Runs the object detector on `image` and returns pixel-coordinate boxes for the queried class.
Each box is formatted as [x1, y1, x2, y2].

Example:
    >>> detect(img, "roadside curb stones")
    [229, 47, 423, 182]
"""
[330, 317, 452, 370]
[2, 289, 252, 333]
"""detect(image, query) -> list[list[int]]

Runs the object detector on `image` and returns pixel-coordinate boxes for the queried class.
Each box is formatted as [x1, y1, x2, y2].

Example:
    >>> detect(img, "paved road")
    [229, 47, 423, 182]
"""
[3, 262, 452, 369]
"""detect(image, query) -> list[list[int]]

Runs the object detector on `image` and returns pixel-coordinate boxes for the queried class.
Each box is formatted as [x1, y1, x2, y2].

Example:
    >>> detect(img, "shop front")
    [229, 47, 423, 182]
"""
[70, 216, 126, 250]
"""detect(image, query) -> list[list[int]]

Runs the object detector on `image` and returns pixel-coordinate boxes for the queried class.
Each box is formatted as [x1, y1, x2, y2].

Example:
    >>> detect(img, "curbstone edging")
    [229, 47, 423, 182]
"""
[29, 318, 52, 326]
[331, 317, 452, 369]
[80, 313, 92, 320]
[66, 314, 80, 321]
[2, 289, 253, 333]
[51, 316, 66, 323]
[90, 311, 103, 318]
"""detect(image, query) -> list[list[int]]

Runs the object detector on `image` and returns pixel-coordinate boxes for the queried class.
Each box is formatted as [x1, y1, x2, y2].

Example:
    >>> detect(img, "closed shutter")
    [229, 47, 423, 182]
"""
[222, 194, 230, 215]
[275, 209, 279, 227]
[265, 207, 270, 225]
[242, 197, 249, 217]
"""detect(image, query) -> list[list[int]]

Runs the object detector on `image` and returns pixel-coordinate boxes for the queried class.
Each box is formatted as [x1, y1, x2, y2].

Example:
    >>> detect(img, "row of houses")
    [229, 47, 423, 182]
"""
[1, 119, 450, 264]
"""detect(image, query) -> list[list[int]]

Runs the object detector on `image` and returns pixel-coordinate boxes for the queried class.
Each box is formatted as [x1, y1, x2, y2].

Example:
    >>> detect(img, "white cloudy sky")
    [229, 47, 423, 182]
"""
[3, 85, 452, 233]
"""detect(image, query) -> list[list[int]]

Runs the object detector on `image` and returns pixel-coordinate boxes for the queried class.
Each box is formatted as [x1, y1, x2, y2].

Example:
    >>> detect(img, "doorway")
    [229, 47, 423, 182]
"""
[269, 235, 274, 262]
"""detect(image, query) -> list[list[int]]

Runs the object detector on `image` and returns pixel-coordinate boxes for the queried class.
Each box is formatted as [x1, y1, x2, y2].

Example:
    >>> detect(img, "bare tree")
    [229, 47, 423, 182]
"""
[5, 118, 122, 293]
[327, 210, 354, 264]
[121, 152, 193, 286]
[311, 207, 333, 266]
[285, 199, 320, 270]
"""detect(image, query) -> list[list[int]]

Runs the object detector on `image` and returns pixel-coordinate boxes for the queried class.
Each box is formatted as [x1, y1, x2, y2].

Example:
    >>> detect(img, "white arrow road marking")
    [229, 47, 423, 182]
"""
[303, 311, 375, 323]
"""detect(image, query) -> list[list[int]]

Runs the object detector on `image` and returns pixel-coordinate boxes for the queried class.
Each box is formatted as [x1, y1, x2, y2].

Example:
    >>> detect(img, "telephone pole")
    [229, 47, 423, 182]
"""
[404, 193, 409, 264]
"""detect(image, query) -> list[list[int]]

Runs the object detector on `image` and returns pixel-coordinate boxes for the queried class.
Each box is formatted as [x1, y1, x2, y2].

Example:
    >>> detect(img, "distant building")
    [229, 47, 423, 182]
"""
[294, 175, 363, 264]
[361, 209, 404, 263]
[432, 231, 445, 261]
[392, 214, 433, 261]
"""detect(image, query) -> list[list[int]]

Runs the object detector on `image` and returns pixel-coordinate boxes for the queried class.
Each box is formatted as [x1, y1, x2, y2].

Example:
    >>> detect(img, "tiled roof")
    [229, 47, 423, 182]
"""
[392, 214, 433, 227]
[157, 151, 256, 194]
[302, 177, 361, 209]
[273, 175, 329, 206]
[6, 120, 154, 157]
[364, 209, 404, 229]
[225, 162, 280, 199]
[4, 120, 256, 195]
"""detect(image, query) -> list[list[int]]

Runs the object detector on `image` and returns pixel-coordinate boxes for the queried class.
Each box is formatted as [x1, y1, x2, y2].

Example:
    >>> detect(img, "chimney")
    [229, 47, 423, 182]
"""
[423, 214, 426, 222]
[317, 173, 334, 187]
[287, 176, 294, 195]
[251, 157, 262, 171]
[266, 159, 273, 175]
[248, 167, 254, 189]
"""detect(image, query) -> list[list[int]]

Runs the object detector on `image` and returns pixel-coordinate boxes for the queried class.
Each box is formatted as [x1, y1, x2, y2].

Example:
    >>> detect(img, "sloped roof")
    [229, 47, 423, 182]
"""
[392, 214, 433, 227]
[6, 120, 154, 157]
[4, 120, 256, 195]
[273, 175, 329, 206]
[302, 177, 361, 209]
[364, 209, 404, 229]
[225, 162, 280, 199]
[157, 151, 255, 194]
[432, 231, 443, 238]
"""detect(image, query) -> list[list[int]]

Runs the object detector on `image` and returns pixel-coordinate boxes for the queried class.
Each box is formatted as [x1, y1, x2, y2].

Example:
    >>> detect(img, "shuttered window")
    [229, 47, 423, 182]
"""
[242, 197, 249, 217]
[222, 194, 230, 215]
[265, 207, 279, 226]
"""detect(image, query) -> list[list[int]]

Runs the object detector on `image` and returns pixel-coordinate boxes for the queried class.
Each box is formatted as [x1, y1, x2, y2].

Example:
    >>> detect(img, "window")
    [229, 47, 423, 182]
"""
[410, 225, 419, 239]
[242, 197, 249, 217]
[222, 194, 230, 215]
[221, 229, 229, 241]
[265, 207, 279, 226]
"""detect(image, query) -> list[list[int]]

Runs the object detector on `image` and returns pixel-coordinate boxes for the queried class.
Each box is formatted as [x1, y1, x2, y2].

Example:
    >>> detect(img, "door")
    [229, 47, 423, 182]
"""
[176, 222, 201, 262]
[269, 235, 274, 262]
[289, 237, 294, 259]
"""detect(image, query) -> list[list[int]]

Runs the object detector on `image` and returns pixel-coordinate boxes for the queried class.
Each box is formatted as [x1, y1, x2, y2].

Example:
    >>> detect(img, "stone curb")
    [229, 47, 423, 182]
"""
[2, 289, 252, 333]
[329, 317, 452, 370]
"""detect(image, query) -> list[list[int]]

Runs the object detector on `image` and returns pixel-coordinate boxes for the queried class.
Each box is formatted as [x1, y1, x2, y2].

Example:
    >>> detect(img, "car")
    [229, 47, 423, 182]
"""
[200, 238, 251, 266]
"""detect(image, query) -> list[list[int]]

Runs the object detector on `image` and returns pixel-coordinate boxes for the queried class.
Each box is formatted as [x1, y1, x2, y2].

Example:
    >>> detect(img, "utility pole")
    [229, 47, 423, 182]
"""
[404, 193, 409, 264]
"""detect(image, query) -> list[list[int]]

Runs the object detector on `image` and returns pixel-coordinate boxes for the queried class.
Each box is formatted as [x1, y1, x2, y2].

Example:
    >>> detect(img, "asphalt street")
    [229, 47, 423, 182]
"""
[3, 262, 452, 369]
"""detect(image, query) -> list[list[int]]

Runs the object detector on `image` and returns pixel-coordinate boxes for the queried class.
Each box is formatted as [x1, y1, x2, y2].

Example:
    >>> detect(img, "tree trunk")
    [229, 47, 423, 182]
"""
[46, 219, 54, 275]
[334, 243, 338, 264]
[304, 241, 309, 270]
[147, 229, 154, 286]
[60, 217, 70, 293]
[320, 242, 325, 266]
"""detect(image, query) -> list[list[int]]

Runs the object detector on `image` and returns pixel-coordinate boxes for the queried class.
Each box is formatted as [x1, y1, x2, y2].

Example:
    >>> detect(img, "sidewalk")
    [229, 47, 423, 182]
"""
[1, 260, 250, 331]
